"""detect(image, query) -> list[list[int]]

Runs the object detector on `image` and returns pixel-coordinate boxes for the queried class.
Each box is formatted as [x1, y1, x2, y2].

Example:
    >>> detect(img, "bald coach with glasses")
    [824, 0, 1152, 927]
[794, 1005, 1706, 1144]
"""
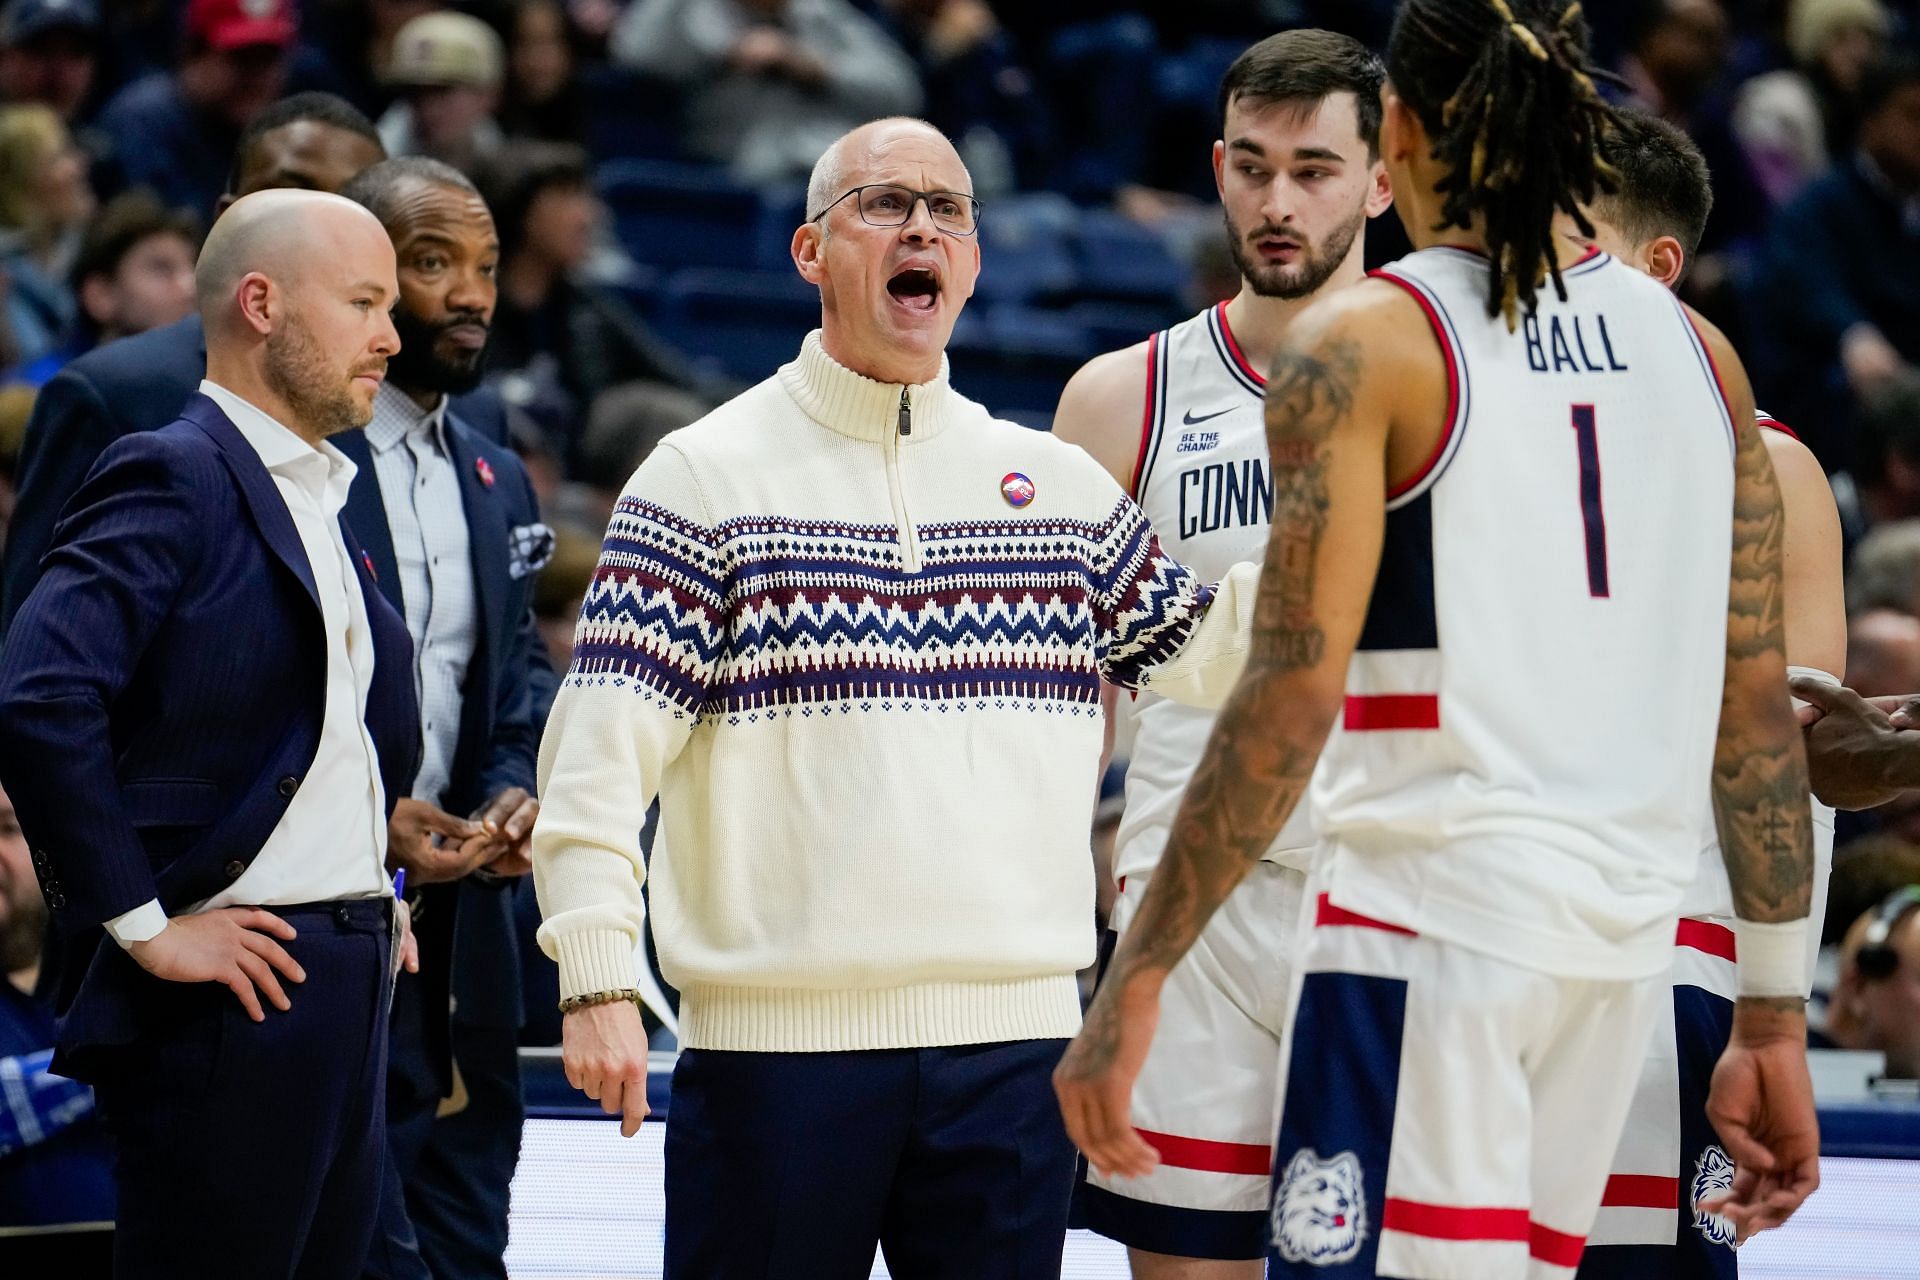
[531, 117, 1259, 1280]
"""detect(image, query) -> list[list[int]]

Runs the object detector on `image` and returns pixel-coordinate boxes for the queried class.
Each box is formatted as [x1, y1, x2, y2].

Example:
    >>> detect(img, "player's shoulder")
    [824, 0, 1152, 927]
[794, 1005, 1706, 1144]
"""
[1052, 339, 1155, 489]
[1277, 276, 1442, 381]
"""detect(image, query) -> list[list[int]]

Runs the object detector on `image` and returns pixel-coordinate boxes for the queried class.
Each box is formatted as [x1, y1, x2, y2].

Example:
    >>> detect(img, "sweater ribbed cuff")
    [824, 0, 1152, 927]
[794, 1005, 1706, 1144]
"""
[678, 975, 1084, 1052]
[552, 928, 639, 1001]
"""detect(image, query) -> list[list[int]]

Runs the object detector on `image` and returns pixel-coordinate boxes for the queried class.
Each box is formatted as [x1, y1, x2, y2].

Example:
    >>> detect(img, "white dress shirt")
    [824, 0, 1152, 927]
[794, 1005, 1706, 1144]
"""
[105, 382, 392, 946]
[364, 381, 476, 806]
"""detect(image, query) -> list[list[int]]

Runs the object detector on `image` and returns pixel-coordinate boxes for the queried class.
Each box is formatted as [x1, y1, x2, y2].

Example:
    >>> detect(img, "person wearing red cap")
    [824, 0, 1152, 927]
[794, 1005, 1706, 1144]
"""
[92, 0, 297, 218]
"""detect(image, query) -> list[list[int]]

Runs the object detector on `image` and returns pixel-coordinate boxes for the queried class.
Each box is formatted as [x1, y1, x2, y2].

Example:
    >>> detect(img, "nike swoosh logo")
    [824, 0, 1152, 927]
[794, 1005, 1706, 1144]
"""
[1182, 407, 1233, 426]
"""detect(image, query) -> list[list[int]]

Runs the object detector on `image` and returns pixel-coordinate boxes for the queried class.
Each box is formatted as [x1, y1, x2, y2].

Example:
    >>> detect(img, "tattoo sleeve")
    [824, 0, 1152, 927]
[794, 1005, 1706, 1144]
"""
[1109, 333, 1365, 985]
[1713, 420, 1813, 924]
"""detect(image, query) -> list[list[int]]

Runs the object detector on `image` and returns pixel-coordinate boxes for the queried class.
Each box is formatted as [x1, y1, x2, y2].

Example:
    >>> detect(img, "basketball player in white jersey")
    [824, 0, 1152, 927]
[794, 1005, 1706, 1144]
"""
[1570, 111, 1845, 1280]
[1053, 29, 1392, 1277]
[1057, 2, 1822, 1277]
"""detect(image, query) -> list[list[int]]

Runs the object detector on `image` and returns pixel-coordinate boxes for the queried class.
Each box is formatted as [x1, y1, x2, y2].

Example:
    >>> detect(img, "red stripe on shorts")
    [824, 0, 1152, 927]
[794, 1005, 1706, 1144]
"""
[1382, 1198, 1529, 1242]
[1676, 918, 1736, 962]
[1343, 693, 1440, 731]
[1314, 894, 1418, 936]
[1528, 1220, 1588, 1267]
[1601, 1174, 1680, 1209]
[1134, 1128, 1271, 1176]
[1382, 1200, 1586, 1266]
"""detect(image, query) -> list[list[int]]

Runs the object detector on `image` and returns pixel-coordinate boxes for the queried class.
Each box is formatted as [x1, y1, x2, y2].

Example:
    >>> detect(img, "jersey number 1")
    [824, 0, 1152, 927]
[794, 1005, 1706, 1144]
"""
[1571, 405, 1609, 597]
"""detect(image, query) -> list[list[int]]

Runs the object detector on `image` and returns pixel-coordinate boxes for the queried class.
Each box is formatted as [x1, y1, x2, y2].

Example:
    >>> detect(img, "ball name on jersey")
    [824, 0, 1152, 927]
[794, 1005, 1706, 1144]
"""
[1522, 311, 1631, 375]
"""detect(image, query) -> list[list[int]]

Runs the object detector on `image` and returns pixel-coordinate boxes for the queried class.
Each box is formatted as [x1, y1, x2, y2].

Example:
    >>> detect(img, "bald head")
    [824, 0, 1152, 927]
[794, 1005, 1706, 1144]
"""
[198, 189, 401, 442]
[198, 190, 394, 330]
[805, 118, 967, 223]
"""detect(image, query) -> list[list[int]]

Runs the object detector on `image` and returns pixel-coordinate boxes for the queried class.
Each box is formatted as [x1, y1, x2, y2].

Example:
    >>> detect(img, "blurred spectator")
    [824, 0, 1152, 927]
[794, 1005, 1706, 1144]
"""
[500, 0, 588, 146]
[1828, 835, 1920, 946]
[1848, 605, 1920, 694]
[573, 379, 710, 521]
[377, 10, 507, 172]
[10, 192, 196, 387]
[532, 523, 596, 675]
[480, 140, 718, 460]
[1834, 371, 1920, 546]
[0, 104, 91, 371]
[1829, 884, 1920, 1077]
[609, 0, 923, 183]
[0, 0, 98, 125]
[1763, 50, 1920, 419]
[1847, 519, 1920, 614]
[0, 778, 115, 1267]
[1734, 0, 1891, 206]
[1620, 0, 1736, 123]
[93, 0, 297, 219]
[304, 0, 439, 119]
[874, 0, 1049, 195]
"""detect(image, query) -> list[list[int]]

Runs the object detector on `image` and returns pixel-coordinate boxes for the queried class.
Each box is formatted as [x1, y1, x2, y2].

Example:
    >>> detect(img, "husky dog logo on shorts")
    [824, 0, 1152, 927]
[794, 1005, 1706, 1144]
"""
[1271, 1149, 1367, 1265]
[1690, 1145, 1738, 1248]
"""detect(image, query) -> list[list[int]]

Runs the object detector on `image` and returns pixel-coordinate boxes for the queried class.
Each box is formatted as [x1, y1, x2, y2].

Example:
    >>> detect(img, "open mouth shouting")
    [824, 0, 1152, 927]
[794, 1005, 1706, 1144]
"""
[886, 262, 942, 316]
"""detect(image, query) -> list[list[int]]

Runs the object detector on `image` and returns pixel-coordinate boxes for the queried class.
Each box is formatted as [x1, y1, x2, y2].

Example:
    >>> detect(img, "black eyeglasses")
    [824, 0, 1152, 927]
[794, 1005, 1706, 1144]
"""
[810, 184, 981, 236]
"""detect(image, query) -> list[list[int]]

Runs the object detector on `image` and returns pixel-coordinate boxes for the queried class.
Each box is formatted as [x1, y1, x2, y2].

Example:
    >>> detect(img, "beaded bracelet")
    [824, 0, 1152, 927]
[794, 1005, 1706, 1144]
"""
[558, 988, 645, 1015]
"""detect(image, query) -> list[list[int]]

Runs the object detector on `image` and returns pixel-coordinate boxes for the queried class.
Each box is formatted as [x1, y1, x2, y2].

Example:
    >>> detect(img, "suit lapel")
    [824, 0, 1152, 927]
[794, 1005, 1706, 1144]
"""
[447, 421, 508, 676]
[332, 429, 406, 617]
[179, 395, 320, 613]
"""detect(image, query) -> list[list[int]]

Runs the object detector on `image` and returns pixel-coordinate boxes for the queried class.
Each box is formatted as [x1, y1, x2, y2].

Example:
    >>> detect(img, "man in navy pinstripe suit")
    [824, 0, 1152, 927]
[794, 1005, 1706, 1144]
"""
[0, 189, 422, 1279]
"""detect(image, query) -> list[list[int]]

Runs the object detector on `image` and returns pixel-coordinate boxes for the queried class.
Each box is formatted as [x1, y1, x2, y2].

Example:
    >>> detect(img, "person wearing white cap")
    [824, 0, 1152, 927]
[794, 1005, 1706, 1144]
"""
[376, 10, 506, 173]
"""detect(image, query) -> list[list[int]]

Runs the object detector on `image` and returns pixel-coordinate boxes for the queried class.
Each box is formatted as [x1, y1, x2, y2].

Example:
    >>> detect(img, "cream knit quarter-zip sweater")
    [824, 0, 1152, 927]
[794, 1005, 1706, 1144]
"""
[532, 332, 1257, 1052]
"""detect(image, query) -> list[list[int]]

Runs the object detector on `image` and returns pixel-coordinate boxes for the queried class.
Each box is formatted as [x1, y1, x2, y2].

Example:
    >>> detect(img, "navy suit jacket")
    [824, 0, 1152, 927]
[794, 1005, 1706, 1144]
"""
[333, 412, 550, 1098]
[0, 314, 512, 632]
[0, 395, 421, 1082]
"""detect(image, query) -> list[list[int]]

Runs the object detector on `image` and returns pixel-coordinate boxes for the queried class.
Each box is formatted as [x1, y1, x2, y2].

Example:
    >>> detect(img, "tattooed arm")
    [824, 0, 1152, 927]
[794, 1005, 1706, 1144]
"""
[1054, 282, 1437, 1179]
[1691, 313, 1821, 1240]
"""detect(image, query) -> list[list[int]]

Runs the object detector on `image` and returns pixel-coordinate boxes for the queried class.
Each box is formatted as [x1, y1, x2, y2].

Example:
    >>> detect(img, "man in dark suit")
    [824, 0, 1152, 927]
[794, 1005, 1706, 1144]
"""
[0, 89, 512, 631]
[339, 157, 550, 1280]
[0, 189, 418, 1279]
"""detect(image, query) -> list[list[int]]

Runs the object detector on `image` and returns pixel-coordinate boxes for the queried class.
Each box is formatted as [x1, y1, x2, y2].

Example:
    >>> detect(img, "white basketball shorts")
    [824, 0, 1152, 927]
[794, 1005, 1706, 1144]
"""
[1267, 875, 1665, 1280]
[1074, 859, 1307, 1260]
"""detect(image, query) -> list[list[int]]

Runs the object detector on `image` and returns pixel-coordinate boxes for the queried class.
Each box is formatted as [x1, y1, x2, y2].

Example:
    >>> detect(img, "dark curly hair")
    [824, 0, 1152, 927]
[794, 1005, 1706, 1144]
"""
[1387, 0, 1621, 325]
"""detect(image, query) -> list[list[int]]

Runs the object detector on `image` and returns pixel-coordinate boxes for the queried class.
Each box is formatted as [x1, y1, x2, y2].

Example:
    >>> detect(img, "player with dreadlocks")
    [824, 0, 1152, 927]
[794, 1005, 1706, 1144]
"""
[1054, 1, 1823, 1277]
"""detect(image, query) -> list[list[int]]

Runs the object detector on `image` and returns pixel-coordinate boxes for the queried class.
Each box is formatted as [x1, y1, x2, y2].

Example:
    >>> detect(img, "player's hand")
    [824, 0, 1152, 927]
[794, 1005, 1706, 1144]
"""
[1789, 677, 1915, 809]
[387, 798, 491, 884]
[563, 998, 651, 1137]
[1053, 972, 1163, 1180]
[127, 908, 306, 1022]
[1702, 999, 1821, 1241]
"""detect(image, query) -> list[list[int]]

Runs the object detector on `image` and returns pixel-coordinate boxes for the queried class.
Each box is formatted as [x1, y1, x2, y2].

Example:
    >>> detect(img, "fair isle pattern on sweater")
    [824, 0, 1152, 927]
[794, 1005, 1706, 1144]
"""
[567, 490, 1218, 720]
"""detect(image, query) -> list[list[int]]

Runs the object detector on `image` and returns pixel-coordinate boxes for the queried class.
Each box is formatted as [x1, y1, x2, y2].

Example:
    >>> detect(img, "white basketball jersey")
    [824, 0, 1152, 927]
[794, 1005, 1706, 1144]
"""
[1314, 247, 1740, 981]
[1113, 303, 1317, 883]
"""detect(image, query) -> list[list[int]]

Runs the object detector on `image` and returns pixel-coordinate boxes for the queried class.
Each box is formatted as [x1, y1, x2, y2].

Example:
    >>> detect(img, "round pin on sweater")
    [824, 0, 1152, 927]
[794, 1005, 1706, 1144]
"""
[1001, 472, 1035, 508]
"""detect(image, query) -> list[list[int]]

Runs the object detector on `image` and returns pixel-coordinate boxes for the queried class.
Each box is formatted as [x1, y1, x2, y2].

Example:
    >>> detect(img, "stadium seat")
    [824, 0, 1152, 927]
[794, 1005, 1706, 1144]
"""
[579, 65, 687, 164]
[972, 193, 1080, 304]
[948, 303, 1093, 419]
[599, 160, 766, 272]
[1071, 210, 1189, 306]
[650, 268, 821, 385]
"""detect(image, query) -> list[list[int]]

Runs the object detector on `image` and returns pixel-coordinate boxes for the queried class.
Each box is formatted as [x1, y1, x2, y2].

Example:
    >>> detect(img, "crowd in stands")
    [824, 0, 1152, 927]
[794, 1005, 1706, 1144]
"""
[1, 0, 1919, 1257]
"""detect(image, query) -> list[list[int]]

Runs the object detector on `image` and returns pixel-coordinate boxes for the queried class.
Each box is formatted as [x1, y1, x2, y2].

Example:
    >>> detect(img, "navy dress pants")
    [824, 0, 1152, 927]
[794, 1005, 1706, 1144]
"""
[665, 1038, 1077, 1280]
[94, 900, 393, 1280]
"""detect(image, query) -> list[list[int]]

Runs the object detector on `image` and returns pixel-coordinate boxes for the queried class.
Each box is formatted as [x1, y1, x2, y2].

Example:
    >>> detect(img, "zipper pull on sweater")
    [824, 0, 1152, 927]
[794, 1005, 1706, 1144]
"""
[897, 387, 912, 437]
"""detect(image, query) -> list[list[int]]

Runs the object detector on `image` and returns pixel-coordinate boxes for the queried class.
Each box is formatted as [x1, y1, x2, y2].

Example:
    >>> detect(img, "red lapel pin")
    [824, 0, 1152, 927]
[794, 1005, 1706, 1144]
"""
[361, 549, 377, 581]
[475, 457, 495, 489]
